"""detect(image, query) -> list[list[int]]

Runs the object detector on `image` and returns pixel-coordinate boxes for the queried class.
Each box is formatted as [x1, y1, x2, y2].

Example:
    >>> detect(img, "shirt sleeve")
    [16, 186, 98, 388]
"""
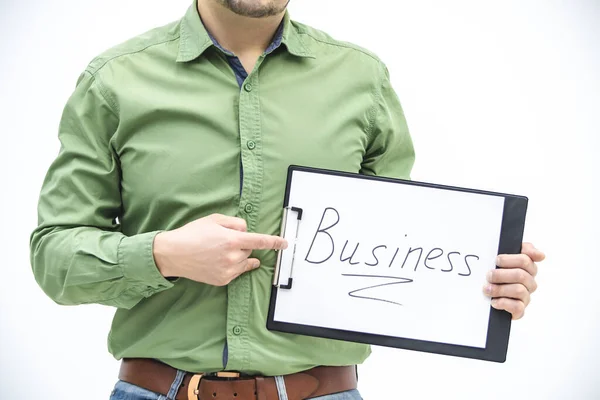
[360, 62, 415, 179]
[29, 71, 174, 309]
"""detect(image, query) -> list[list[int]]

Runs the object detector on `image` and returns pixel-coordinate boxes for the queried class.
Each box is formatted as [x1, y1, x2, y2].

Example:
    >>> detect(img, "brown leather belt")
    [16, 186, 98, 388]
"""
[119, 358, 357, 400]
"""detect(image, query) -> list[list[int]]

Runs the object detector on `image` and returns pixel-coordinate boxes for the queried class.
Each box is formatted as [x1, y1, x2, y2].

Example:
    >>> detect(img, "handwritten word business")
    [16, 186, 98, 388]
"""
[304, 207, 481, 277]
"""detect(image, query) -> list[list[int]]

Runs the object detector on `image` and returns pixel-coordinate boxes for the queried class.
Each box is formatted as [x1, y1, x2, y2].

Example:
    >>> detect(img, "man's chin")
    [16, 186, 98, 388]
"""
[218, 0, 286, 18]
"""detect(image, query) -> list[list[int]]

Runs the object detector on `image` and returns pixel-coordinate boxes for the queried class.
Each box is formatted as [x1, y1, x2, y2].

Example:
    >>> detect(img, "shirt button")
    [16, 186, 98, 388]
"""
[244, 203, 254, 213]
[247, 140, 256, 150]
[233, 326, 242, 335]
[244, 83, 253, 92]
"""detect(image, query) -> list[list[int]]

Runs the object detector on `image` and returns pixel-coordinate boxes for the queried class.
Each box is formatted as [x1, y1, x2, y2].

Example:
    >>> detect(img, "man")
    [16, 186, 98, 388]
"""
[30, 0, 545, 399]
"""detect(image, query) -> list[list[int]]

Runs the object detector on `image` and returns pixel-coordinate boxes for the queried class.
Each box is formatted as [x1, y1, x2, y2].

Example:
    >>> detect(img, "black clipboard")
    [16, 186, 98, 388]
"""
[267, 165, 528, 363]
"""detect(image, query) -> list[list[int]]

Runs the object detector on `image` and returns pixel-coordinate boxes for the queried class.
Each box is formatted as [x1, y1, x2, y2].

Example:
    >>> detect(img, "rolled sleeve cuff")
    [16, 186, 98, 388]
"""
[118, 231, 175, 298]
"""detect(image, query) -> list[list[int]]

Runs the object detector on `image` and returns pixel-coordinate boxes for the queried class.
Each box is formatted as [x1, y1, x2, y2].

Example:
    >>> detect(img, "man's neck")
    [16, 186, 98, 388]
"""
[197, 0, 285, 57]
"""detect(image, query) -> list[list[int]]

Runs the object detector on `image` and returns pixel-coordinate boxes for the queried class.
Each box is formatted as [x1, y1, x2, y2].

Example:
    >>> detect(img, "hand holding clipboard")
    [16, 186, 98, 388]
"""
[268, 166, 530, 362]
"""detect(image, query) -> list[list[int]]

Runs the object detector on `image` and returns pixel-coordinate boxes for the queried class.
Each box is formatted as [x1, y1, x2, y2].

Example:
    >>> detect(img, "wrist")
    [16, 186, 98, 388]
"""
[153, 231, 177, 278]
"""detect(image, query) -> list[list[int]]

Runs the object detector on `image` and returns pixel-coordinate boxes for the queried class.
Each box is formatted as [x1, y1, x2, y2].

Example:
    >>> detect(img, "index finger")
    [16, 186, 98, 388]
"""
[521, 242, 546, 263]
[496, 253, 538, 277]
[237, 232, 288, 250]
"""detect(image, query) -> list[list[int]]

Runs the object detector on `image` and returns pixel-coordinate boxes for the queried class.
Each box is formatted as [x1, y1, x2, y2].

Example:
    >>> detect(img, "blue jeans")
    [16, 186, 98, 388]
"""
[109, 375, 363, 400]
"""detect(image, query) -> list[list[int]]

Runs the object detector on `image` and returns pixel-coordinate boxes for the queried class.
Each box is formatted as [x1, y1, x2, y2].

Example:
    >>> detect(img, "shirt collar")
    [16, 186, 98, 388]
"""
[177, 1, 315, 62]
[206, 19, 284, 56]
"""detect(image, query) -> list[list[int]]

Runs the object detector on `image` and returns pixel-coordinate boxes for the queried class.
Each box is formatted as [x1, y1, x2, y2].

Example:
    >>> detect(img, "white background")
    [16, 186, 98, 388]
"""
[0, 0, 598, 399]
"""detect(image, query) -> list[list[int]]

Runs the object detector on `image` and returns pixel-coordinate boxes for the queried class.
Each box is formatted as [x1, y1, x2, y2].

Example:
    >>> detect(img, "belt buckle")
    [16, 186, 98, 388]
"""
[187, 372, 242, 399]
[187, 374, 203, 400]
[216, 372, 241, 379]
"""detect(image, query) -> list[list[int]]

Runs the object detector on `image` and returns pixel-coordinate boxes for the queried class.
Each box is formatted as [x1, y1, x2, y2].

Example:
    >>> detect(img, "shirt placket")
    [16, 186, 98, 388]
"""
[225, 55, 266, 372]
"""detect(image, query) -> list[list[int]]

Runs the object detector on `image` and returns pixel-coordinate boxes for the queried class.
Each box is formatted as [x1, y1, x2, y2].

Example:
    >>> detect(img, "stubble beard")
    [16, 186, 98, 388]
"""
[216, 0, 289, 18]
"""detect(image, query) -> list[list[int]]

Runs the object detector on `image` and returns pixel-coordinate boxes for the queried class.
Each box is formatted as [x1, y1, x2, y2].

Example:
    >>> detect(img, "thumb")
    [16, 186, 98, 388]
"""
[210, 214, 248, 232]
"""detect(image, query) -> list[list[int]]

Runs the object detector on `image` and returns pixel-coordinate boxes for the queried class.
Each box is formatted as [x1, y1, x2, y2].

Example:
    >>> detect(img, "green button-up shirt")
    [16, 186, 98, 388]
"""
[30, 2, 415, 376]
